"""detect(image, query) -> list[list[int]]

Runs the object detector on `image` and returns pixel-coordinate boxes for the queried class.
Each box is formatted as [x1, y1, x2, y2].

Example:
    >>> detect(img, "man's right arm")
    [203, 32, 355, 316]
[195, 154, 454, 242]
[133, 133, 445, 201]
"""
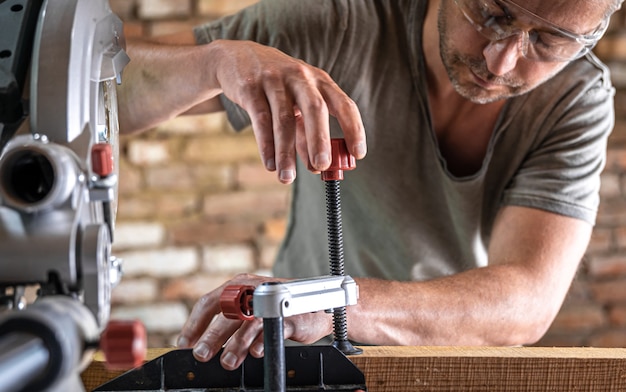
[116, 35, 367, 183]
[117, 31, 224, 135]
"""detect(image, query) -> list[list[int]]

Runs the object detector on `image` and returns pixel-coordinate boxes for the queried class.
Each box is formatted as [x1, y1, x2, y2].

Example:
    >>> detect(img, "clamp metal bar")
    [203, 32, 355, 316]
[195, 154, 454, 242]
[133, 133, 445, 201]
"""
[252, 275, 359, 318]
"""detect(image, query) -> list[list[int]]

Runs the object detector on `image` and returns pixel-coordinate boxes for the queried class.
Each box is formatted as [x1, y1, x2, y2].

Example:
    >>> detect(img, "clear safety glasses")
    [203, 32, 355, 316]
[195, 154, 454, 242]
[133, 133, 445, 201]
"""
[453, 0, 609, 62]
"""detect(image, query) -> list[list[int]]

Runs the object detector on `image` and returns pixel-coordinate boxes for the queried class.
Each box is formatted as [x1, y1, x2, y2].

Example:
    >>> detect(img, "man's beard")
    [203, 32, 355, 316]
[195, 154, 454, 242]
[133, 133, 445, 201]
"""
[441, 49, 528, 104]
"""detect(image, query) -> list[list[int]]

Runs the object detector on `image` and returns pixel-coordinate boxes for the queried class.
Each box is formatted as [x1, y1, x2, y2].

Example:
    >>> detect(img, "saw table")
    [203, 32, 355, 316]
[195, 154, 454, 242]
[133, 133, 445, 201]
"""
[82, 346, 626, 392]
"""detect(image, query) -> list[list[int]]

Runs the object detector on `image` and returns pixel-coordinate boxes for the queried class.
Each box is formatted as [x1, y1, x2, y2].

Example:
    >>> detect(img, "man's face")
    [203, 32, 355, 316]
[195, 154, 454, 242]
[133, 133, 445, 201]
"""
[437, 0, 609, 104]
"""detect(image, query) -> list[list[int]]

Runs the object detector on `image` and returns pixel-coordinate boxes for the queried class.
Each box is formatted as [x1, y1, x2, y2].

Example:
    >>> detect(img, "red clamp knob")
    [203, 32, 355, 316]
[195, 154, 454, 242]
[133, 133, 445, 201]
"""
[220, 285, 255, 321]
[91, 143, 114, 177]
[321, 138, 356, 181]
[100, 319, 147, 370]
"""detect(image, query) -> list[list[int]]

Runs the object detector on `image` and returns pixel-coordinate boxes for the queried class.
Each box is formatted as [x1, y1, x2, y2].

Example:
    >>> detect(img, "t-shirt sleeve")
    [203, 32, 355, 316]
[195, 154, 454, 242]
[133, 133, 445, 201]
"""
[501, 56, 615, 225]
[193, 0, 350, 131]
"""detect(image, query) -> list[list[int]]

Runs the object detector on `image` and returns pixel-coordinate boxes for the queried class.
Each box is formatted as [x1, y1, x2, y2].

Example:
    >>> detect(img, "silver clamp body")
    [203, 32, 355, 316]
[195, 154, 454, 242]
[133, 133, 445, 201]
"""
[253, 275, 359, 319]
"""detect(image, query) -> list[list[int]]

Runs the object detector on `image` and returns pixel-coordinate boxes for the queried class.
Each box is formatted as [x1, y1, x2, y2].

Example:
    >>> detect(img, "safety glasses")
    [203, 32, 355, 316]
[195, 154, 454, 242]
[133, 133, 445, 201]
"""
[453, 0, 609, 62]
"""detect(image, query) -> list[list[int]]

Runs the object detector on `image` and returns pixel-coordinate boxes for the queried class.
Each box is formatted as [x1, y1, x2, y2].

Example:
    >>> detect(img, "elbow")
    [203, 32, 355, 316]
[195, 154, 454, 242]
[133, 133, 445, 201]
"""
[500, 308, 559, 346]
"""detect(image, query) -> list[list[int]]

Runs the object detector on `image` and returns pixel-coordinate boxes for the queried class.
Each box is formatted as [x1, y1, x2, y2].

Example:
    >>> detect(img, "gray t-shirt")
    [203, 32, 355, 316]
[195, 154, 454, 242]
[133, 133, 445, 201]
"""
[194, 0, 615, 280]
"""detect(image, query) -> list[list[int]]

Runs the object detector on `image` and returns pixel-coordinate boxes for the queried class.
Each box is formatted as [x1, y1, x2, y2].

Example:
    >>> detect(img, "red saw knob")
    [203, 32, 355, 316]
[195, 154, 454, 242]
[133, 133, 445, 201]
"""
[100, 319, 147, 370]
[321, 138, 356, 181]
[220, 285, 255, 321]
[91, 143, 114, 177]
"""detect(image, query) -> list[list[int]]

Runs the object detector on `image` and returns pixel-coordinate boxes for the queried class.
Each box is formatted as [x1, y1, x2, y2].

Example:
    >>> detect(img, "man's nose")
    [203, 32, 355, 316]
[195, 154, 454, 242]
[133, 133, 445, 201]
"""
[483, 33, 525, 76]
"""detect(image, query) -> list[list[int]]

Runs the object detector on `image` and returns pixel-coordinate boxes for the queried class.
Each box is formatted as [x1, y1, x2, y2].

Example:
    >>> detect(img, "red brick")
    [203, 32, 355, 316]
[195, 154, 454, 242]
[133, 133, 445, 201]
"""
[589, 278, 626, 304]
[117, 195, 159, 219]
[126, 139, 174, 166]
[549, 304, 607, 333]
[262, 218, 287, 243]
[154, 193, 200, 217]
[587, 255, 626, 278]
[615, 227, 626, 250]
[534, 332, 586, 347]
[170, 220, 259, 245]
[609, 305, 626, 326]
[599, 172, 621, 198]
[190, 164, 235, 190]
[203, 189, 290, 221]
[197, 0, 259, 17]
[615, 90, 626, 120]
[183, 134, 260, 164]
[586, 227, 613, 254]
[238, 162, 282, 188]
[144, 163, 233, 191]
[588, 329, 626, 347]
[110, 0, 137, 20]
[161, 274, 234, 301]
[111, 278, 159, 305]
[596, 199, 626, 226]
[117, 158, 143, 195]
[148, 19, 202, 37]
[605, 148, 626, 172]
[594, 34, 626, 62]
[122, 21, 144, 39]
[259, 242, 279, 270]
[154, 113, 225, 136]
[137, 0, 191, 20]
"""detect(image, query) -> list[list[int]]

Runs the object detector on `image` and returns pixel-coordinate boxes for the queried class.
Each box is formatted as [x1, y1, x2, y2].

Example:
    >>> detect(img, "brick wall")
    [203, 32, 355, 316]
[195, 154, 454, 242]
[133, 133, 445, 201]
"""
[108, 0, 626, 348]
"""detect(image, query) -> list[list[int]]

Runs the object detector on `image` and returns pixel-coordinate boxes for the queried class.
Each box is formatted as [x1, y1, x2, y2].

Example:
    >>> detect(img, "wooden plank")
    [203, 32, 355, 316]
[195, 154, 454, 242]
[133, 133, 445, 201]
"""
[81, 346, 626, 391]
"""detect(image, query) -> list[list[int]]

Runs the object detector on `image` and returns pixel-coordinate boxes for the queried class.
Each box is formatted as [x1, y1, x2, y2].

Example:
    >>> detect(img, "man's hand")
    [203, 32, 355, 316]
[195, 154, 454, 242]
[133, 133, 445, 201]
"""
[120, 37, 366, 184]
[209, 40, 367, 184]
[176, 273, 334, 370]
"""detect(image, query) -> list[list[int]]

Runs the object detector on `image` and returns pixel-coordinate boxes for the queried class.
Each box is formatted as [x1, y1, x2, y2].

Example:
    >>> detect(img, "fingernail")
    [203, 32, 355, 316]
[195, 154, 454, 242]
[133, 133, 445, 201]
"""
[315, 152, 330, 169]
[222, 352, 238, 369]
[177, 336, 189, 348]
[353, 142, 367, 159]
[251, 342, 264, 357]
[279, 169, 295, 183]
[194, 343, 210, 360]
[266, 157, 276, 171]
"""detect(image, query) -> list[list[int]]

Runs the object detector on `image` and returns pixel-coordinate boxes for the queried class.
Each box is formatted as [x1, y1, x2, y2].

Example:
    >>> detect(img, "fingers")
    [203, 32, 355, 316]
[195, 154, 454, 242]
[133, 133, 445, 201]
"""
[177, 291, 222, 349]
[240, 82, 277, 173]
[178, 273, 274, 367]
[220, 42, 366, 183]
[220, 317, 264, 370]
[181, 288, 332, 371]
[264, 78, 298, 184]
[318, 75, 367, 160]
[191, 315, 242, 362]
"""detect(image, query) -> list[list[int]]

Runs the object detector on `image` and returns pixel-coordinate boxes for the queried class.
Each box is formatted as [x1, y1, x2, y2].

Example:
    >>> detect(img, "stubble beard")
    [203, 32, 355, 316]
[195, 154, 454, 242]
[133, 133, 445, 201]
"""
[439, 37, 529, 104]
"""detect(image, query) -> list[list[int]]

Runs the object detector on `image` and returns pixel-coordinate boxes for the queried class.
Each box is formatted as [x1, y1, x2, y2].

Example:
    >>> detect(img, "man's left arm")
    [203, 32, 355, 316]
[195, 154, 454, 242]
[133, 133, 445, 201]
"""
[346, 205, 591, 346]
[179, 205, 591, 370]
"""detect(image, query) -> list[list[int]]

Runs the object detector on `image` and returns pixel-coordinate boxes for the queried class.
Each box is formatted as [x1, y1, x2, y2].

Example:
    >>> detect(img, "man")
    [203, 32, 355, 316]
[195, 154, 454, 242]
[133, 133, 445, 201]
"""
[117, 0, 623, 371]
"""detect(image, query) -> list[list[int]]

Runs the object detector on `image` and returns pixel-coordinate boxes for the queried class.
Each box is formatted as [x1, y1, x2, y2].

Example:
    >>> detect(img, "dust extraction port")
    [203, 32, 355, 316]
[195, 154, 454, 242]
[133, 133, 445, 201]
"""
[2, 149, 55, 204]
[0, 140, 78, 213]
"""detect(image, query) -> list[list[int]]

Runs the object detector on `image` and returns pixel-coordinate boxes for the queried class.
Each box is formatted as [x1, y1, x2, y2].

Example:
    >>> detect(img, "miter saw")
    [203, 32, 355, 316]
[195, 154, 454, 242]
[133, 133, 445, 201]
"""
[0, 0, 145, 391]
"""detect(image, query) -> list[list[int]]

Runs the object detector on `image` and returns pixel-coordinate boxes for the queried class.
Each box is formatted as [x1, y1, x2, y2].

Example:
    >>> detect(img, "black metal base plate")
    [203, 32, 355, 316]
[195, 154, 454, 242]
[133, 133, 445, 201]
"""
[94, 345, 366, 391]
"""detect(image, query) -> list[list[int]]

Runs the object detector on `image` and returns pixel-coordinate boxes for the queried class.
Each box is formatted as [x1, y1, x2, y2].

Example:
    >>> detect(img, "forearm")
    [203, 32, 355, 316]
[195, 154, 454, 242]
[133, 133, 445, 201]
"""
[348, 265, 568, 347]
[117, 39, 223, 134]
[345, 206, 591, 347]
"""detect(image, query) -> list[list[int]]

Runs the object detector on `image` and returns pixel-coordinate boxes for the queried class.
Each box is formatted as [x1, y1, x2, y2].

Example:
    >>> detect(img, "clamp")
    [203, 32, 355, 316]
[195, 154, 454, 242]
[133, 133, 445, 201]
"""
[219, 138, 363, 392]
[220, 276, 360, 392]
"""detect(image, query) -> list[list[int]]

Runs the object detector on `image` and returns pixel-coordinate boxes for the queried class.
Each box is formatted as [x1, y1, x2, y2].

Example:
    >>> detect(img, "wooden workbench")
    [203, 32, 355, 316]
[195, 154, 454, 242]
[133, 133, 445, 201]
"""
[82, 346, 626, 391]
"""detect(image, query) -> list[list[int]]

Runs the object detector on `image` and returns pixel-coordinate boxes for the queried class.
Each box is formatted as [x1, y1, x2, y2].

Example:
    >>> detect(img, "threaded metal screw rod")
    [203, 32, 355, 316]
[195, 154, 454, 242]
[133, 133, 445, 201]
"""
[325, 180, 362, 355]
